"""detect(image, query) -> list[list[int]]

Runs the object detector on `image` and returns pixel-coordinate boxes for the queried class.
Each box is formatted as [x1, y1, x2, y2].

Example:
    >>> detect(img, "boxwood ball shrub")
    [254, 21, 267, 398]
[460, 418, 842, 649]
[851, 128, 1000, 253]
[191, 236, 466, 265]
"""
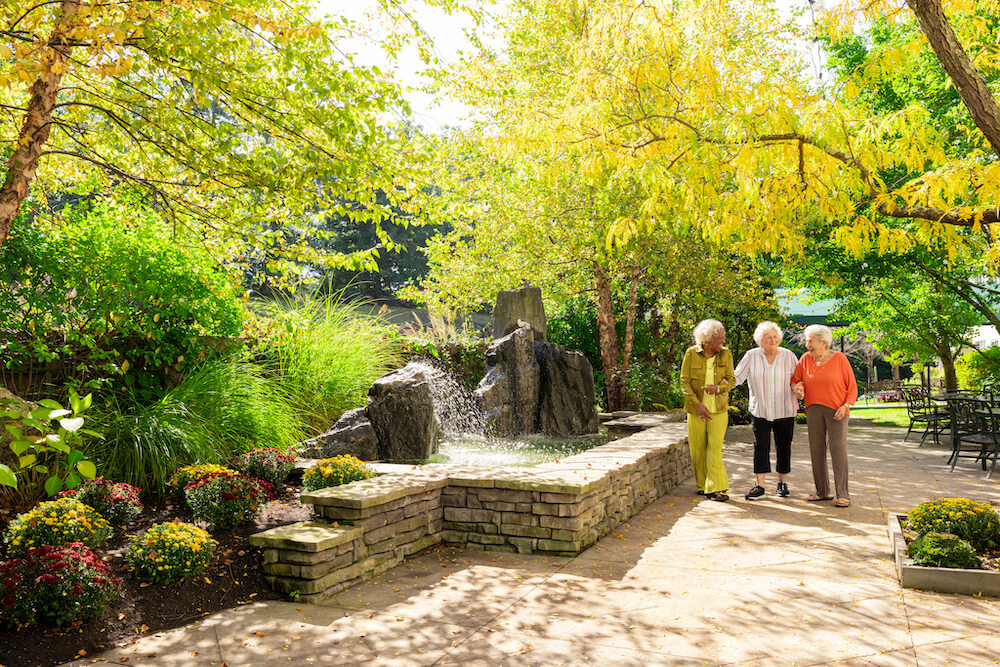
[59, 479, 142, 527]
[0, 543, 122, 626]
[3, 498, 113, 556]
[168, 464, 238, 501]
[908, 532, 982, 569]
[126, 521, 218, 585]
[907, 497, 1000, 552]
[184, 472, 272, 529]
[233, 447, 296, 487]
[302, 455, 377, 492]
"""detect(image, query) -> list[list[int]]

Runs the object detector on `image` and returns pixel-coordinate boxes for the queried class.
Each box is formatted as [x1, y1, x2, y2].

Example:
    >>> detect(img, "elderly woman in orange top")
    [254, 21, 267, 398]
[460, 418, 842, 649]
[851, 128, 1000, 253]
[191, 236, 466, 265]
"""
[791, 324, 858, 508]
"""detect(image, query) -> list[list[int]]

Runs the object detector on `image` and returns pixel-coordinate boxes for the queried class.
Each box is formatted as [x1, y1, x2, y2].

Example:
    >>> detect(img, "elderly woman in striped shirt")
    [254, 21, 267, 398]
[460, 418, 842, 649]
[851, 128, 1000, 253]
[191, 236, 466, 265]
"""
[734, 321, 800, 501]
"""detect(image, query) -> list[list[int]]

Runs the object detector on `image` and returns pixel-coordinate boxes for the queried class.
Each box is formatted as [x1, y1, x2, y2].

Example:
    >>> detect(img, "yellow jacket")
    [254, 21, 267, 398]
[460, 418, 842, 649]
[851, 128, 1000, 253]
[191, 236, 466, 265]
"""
[680, 345, 736, 414]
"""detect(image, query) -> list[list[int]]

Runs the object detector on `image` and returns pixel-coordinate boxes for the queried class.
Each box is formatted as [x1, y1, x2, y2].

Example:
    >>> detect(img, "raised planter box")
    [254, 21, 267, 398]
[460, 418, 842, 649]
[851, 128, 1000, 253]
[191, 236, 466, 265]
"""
[888, 514, 1000, 597]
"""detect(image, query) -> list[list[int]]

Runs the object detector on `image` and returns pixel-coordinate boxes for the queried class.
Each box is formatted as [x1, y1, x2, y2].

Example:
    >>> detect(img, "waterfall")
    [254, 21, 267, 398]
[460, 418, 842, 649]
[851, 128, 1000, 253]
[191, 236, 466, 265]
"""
[407, 361, 488, 438]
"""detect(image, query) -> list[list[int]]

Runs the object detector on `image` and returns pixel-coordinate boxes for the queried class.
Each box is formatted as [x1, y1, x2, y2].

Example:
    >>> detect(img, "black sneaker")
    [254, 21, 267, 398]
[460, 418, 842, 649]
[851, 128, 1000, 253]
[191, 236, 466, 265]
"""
[745, 485, 765, 500]
[777, 482, 790, 497]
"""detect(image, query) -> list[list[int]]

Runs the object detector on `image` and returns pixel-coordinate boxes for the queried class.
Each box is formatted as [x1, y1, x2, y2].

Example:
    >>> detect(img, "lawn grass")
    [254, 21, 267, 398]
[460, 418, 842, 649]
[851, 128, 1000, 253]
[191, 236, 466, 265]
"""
[851, 404, 910, 428]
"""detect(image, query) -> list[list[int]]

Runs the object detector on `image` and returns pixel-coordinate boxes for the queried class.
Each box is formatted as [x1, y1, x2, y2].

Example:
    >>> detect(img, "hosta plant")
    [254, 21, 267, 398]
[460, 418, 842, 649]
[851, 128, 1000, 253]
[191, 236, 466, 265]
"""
[908, 532, 982, 569]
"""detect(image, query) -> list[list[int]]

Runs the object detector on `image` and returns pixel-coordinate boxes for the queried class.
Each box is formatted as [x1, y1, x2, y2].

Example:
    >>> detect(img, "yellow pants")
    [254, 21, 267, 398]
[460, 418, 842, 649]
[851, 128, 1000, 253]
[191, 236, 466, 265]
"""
[687, 411, 729, 494]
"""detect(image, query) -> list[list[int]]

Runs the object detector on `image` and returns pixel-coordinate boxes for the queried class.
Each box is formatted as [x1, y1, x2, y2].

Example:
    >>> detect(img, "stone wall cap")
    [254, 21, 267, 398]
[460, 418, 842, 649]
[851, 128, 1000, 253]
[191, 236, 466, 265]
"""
[301, 475, 446, 508]
[249, 521, 361, 552]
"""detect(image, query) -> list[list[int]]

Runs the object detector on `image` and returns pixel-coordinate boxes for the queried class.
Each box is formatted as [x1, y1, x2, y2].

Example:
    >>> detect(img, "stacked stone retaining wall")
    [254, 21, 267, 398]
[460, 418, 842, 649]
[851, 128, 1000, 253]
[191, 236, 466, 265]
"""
[251, 422, 690, 603]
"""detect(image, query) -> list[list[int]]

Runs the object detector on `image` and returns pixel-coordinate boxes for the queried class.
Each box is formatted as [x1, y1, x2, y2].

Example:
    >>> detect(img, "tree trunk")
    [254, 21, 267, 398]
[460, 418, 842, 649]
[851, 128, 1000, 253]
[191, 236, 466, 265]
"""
[662, 291, 684, 370]
[0, 1, 78, 248]
[906, 0, 1000, 157]
[938, 344, 958, 392]
[594, 264, 626, 411]
[620, 265, 642, 375]
[647, 305, 661, 362]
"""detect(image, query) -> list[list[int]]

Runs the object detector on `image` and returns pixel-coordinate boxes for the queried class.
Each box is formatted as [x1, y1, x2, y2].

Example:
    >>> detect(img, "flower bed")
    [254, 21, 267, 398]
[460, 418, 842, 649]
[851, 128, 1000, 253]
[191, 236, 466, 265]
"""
[888, 511, 1000, 597]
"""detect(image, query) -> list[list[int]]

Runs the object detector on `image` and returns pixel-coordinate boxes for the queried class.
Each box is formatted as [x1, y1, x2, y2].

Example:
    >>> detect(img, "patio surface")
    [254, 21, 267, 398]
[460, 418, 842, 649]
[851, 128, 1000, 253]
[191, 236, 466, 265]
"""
[68, 420, 1000, 666]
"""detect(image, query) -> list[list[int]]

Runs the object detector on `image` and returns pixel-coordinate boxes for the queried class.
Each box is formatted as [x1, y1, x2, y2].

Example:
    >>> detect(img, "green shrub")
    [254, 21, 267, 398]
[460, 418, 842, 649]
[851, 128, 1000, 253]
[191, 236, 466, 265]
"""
[907, 498, 1000, 551]
[168, 464, 238, 501]
[908, 532, 982, 569]
[255, 296, 401, 429]
[88, 357, 306, 491]
[126, 521, 217, 584]
[955, 348, 1000, 390]
[59, 479, 142, 527]
[625, 363, 685, 411]
[0, 196, 243, 386]
[302, 455, 377, 491]
[184, 472, 272, 528]
[233, 447, 296, 487]
[3, 498, 112, 556]
[0, 543, 122, 626]
[0, 391, 100, 504]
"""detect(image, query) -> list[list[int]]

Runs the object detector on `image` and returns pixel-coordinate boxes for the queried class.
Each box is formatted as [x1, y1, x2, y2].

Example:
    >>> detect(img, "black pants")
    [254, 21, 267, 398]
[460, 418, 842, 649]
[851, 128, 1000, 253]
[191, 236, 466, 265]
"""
[751, 416, 794, 474]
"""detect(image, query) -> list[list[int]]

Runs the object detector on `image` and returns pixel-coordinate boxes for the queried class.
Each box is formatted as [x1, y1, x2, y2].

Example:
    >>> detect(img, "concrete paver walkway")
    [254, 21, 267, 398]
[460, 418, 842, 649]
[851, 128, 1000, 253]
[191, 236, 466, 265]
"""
[71, 421, 1000, 666]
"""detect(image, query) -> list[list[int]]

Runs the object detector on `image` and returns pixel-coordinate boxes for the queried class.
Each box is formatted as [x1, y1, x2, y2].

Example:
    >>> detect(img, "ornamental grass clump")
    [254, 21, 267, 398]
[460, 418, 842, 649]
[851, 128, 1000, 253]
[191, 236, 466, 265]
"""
[908, 532, 982, 569]
[126, 521, 218, 585]
[0, 543, 122, 626]
[3, 498, 112, 556]
[233, 447, 296, 487]
[184, 472, 272, 529]
[906, 497, 1000, 552]
[168, 464, 237, 501]
[60, 478, 142, 527]
[302, 455, 376, 492]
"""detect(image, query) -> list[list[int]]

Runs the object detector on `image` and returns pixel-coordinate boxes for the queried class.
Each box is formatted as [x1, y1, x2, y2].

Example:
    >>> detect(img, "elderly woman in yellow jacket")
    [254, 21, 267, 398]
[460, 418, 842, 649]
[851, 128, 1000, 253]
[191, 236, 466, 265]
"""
[680, 319, 736, 502]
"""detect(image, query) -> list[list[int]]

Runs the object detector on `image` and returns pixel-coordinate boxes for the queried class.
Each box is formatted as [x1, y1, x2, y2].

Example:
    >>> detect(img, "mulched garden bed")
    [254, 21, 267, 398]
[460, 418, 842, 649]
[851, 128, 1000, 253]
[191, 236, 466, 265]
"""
[0, 485, 312, 667]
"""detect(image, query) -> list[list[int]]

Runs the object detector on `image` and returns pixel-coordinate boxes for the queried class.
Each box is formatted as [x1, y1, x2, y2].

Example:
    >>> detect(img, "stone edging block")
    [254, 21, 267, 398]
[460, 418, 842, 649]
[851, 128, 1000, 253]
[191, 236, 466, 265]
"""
[249, 522, 361, 552]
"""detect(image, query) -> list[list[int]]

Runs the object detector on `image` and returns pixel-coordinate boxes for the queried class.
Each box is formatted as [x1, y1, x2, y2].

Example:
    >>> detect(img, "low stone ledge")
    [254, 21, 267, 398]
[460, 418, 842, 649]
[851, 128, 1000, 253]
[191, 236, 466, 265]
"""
[255, 424, 691, 602]
[888, 514, 1000, 597]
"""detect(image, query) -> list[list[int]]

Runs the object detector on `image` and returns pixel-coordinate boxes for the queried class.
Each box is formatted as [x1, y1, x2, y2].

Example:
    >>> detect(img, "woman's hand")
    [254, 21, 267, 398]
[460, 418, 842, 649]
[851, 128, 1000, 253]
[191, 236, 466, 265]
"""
[792, 382, 805, 400]
[696, 403, 712, 421]
[834, 405, 850, 421]
[703, 383, 719, 395]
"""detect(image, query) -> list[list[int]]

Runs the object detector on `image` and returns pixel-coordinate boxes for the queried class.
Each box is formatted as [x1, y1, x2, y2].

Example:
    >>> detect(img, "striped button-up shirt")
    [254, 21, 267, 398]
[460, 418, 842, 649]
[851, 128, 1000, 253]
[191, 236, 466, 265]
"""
[734, 347, 799, 421]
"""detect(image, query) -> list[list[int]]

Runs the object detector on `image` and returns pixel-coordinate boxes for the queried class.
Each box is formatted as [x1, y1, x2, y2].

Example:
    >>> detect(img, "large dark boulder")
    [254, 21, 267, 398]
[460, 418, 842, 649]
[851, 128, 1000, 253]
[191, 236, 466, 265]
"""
[534, 341, 599, 436]
[474, 327, 540, 437]
[298, 408, 378, 461]
[492, 285, 546, 341]
[366, 363, 441, 462]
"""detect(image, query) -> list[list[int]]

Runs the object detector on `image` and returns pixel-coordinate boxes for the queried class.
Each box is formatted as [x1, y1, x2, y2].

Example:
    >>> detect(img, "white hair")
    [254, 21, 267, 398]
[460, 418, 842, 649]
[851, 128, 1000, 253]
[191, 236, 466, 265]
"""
[753, 321, 783, 345]
[693, 319, 726, 346]
[804, 324, 833, 347]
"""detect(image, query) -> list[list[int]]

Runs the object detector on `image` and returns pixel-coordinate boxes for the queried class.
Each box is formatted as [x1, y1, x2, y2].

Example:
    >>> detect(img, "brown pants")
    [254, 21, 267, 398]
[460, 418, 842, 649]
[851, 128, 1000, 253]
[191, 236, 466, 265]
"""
[806, 404, 850, 500]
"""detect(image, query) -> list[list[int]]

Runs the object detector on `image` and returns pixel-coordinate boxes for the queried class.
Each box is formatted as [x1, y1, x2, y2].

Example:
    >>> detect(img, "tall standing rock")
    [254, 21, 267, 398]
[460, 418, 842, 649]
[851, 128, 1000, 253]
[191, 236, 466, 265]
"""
[474, 326, 540, 437]
[366, 363, 442, 461]
[534, 341, 599, 436]
[492, 285, 546, 341]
